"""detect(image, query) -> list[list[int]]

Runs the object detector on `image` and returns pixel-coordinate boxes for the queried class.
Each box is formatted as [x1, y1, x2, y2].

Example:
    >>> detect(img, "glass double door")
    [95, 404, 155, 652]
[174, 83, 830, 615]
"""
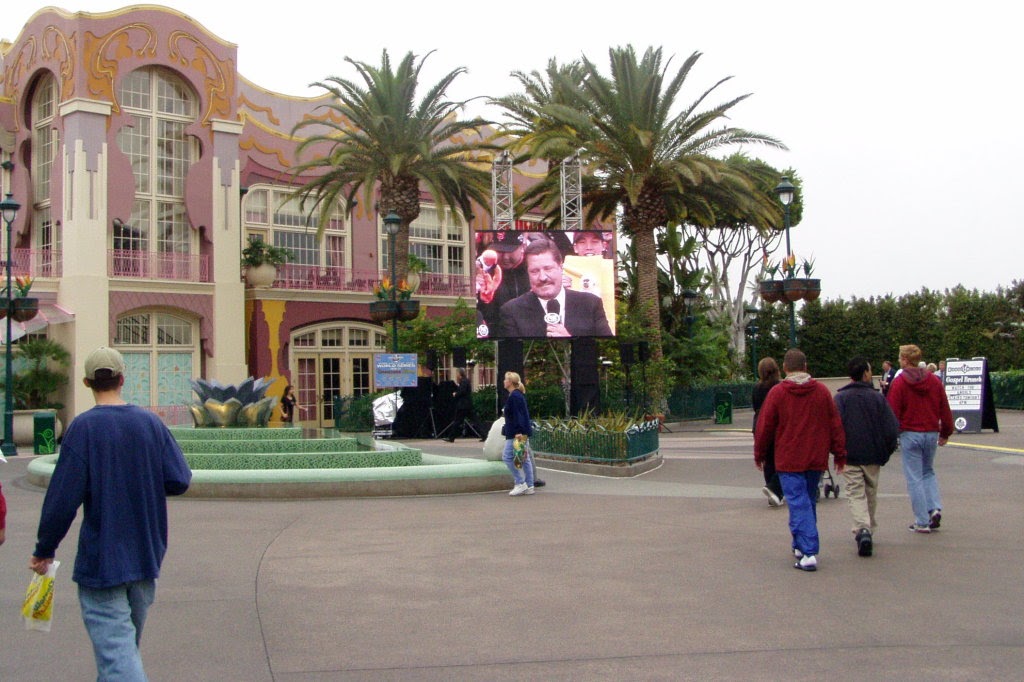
[294, 353, 373, 427]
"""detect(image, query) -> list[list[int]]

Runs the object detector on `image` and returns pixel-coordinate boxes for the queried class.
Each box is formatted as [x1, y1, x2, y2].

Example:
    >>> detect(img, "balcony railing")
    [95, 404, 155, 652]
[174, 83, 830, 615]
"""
[109, 250, 211, 282]
[271, 264, 471, 296]
[2, 248, 63, 278]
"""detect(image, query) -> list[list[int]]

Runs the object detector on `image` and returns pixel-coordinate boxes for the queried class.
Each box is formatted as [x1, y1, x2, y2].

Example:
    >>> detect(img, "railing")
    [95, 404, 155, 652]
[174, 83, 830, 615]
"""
[271, 264, 471, 296]
[2, 249, 63, 278]
[109, 250, 211, 282]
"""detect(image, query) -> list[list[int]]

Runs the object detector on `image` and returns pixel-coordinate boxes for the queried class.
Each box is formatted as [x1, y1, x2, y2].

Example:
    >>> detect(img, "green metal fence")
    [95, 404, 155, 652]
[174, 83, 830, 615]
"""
[668, 383, 754, 420]
[530, 419, 660, 464]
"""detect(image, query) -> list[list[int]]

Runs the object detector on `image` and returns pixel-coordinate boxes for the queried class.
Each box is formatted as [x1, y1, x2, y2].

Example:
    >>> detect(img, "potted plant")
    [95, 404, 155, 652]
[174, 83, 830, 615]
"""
[241, 236, 293, 288]
[369, 277, 398, 321]
[2, 338, 70, 445]
[396, 280, 420, 321]
[800, 257, 821, 301]
[406, 253, 430, 293]
[8, 275, 40, 322]
[757, 261, 784, 303]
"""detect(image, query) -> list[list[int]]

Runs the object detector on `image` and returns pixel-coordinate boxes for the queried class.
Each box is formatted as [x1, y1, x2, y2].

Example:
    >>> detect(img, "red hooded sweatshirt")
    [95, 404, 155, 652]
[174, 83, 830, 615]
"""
[754, 374, 846, 472]
[886, 367, 954, 438]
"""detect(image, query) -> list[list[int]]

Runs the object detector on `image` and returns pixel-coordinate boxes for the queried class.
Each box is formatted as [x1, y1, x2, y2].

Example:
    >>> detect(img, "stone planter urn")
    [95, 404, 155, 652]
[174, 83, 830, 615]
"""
[244, 263, 277, 288]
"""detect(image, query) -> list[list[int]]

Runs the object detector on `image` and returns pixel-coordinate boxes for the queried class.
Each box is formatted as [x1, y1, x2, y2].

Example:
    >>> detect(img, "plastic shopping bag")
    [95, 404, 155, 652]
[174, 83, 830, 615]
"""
[22, 560, 60, 632]
[512, 435, 529, 469]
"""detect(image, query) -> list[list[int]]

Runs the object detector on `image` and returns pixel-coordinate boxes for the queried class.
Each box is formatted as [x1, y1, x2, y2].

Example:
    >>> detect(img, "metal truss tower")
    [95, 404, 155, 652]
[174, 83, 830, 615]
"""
[491, 150, 514, 231]
[560, 151, 583, 233]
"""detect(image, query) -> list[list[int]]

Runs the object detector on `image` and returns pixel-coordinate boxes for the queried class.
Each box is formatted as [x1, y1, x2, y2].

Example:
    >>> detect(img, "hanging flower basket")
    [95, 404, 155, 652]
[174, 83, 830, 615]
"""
[803, 278, 822, 301]
[397, 300, 420, 322]
[11, 297, 40, 322]
[369, 300, 398, 322]
[0, 297, 7, 320]
[782, 278, 809, 302]
[759, 280, 785, 303]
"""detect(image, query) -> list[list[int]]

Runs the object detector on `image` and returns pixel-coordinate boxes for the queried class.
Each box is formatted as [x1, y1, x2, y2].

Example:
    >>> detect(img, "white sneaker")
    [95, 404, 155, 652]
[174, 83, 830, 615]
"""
[525, 486, 535, 495]
[509, 483, 528, 496]
[762, 486, 782, 507]
[794, 554, 818, 571]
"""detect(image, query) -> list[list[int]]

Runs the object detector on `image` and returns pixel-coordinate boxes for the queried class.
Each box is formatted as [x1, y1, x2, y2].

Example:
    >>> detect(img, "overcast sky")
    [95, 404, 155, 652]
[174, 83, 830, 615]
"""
[7, 2, 1022, 302]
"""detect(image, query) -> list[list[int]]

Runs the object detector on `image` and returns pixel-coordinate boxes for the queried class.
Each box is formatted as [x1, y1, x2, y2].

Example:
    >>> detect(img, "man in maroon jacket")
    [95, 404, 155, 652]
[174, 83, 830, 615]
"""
[755, 349, 847, 571]
[886, 344, 954, 533]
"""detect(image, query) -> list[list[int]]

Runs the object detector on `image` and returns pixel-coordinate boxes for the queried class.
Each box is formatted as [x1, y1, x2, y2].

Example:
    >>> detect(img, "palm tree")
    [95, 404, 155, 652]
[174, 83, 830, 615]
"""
[509, 46, 785, 385]
[291, 50, 496, 282]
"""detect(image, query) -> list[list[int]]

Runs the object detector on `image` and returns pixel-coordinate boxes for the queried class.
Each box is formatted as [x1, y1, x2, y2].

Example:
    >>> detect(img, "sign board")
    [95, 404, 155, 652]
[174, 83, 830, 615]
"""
[943, 357, 986, 433]
[374, 353, 419, 388]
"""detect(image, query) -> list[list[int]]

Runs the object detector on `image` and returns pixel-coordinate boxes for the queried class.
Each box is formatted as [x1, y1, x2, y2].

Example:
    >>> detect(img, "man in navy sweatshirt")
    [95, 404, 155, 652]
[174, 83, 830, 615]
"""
[30, 346, 192, 680]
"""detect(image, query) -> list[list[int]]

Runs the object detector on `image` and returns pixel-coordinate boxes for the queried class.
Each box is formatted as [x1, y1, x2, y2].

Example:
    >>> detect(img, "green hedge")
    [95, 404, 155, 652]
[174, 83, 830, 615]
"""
[991, 371, 1024, 410]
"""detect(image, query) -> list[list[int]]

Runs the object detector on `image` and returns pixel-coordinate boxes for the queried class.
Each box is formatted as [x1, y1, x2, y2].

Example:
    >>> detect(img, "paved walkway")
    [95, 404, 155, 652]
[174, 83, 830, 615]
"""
[1, 409, 1021, 680]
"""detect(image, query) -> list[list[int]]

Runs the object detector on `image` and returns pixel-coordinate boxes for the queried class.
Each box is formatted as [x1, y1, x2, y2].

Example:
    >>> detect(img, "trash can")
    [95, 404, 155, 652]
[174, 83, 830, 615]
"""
[713, 391, 733, 425]
[33, 411, 57, 455]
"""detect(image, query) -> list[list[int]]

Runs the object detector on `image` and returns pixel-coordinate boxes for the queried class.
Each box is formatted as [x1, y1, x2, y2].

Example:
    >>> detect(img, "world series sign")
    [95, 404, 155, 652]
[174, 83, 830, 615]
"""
[943, 357, 987, 433]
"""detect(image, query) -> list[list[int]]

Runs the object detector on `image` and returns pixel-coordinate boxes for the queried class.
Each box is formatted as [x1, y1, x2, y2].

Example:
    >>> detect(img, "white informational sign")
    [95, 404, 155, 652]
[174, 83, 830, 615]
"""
[943, 357, 986, 433]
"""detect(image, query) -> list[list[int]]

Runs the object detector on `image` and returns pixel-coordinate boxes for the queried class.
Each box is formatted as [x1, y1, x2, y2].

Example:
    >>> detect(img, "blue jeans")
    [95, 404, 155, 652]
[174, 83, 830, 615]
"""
[502, 438, 535, 487]
[900, 431, 942, 525]
[78, 580, 155, 681]
[780, 471, 822, 557]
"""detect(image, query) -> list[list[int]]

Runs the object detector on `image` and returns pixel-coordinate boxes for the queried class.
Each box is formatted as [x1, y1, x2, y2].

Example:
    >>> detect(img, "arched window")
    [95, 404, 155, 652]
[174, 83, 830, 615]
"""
[114, 68, 198, 277]
[29, 73, 60, 274]
[114, 311, 198, 422]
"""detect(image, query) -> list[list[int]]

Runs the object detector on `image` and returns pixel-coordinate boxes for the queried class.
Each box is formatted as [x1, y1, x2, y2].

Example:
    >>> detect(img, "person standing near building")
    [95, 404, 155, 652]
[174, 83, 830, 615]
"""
[887, 344, 954, 533]
[835, 356, 900, 557]
[879, 360, 897, 396]
[29, 347, 192, 680]
[281, 384, 298, 424]
[501, 371, 535, 496]
[752, 357, 784, 507]
[444, 367, 481, 442]
[755, 349, 846, 571]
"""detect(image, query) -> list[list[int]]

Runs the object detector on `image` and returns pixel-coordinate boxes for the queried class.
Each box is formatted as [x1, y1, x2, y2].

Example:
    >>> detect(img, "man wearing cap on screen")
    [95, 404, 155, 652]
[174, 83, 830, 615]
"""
[499, 239, 613, 338]
[30, 346, 192, 681]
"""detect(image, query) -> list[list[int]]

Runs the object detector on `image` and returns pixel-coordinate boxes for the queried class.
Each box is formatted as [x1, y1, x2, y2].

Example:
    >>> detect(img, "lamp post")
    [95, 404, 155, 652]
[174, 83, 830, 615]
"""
[682, 289, 699, 337]
[774, 177, 797, 348]
[1, 193, 21, 458]
[383, 212, 401, 353]
[745, 306, 760, 377]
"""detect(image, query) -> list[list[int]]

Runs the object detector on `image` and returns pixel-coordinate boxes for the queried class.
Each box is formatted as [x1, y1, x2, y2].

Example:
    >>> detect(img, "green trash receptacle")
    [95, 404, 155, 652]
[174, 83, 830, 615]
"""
[34, 411, 58, 454]
[713, 391, 733, 425]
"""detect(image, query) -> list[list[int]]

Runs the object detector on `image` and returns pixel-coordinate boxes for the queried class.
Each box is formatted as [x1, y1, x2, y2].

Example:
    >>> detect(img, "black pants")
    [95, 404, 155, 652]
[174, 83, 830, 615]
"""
[762, 446, 783, 498]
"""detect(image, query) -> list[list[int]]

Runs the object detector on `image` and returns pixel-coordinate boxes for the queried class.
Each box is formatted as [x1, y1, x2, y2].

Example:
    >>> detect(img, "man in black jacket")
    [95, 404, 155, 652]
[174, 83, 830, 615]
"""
[834, 356, 900, 557]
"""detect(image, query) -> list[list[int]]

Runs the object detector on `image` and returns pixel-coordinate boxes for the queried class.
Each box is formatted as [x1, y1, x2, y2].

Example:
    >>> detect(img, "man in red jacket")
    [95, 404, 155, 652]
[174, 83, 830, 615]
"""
[886, 344, 954, 533]
[755, 349, 847, 571]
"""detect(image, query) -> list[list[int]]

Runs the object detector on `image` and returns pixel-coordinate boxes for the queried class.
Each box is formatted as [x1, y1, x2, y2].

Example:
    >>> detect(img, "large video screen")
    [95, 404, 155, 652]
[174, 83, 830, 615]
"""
[474, 229, 617, 340]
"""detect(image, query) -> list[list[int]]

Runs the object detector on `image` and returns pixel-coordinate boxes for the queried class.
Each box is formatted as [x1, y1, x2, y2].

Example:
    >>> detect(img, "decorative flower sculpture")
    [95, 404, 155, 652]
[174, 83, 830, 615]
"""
[188, 377, 279, 427]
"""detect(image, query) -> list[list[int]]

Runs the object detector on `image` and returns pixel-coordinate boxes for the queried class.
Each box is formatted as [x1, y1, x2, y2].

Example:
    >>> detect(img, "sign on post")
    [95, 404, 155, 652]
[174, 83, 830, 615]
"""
[943, 357, 987, 433]
[374, 353, 419, 388]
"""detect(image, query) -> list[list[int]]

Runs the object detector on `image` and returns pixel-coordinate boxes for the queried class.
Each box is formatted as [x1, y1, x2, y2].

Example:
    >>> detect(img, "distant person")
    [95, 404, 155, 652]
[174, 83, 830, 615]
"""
[755, 349, 846, 571]
[499, 239, 612, 338]
[834, 356, 899, 557]
[443, 367, 482, 442]
[752, 357, 784, 507]
[887, 344, 954, 533]
[501, 372, 535, 496]
[281, 384, 298, 423]
[936, 360, 946, 381]
[570, 230, 613, 258]
[879, 360, 897, 396]
[30, 347, 192, 680]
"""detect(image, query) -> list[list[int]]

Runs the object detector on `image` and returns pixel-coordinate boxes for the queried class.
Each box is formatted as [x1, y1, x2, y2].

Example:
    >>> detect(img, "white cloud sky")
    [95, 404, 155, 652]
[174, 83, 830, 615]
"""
[6, 1, 1022, 301]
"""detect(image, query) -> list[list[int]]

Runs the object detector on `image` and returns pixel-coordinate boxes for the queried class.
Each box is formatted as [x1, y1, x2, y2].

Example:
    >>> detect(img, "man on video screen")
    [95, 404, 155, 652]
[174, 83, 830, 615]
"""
[499, 238, 613, 338]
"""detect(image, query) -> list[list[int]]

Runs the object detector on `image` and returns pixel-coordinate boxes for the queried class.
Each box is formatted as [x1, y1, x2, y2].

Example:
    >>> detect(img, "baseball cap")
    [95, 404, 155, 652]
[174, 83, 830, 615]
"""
[489, 231, 525, 252]
[85, 346, 125, 379]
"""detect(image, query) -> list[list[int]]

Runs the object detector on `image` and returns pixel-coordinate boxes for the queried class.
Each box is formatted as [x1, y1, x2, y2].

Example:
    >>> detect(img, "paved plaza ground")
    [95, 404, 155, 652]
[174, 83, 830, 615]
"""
[1, 408, 1021, 680]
